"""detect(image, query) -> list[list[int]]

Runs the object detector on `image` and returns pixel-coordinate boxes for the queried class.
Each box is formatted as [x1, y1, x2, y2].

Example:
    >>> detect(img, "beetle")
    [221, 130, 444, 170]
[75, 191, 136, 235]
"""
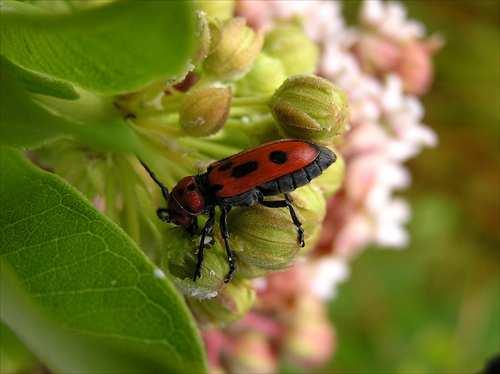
[141, 139, 336, 283]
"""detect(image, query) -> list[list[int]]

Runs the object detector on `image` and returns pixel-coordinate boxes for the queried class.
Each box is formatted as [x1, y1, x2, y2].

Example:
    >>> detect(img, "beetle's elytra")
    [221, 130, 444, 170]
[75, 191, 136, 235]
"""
[141, 139, 336, 283]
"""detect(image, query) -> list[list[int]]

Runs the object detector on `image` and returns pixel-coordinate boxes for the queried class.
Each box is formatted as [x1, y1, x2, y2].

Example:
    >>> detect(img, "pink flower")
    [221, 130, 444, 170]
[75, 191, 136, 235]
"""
[360, 0, 425, 41]
[353, 34, 401, 74]
[355, 0, 443, 94]
[395, 40, 435, 95]
[308, 258, 350, 299]
[281, 295, 335, 367]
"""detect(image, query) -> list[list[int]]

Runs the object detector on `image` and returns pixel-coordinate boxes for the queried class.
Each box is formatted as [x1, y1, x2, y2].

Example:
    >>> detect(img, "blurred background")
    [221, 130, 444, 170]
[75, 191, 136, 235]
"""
[326, 1, 499, 372]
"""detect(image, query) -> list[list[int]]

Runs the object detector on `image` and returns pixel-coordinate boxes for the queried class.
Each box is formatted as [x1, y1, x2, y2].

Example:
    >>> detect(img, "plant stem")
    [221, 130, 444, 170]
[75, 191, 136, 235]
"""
[232, 95, 272, 107]
[229, 106, 268, 116]
[116, 156, 140, 243]
[179, 137, 241, 160]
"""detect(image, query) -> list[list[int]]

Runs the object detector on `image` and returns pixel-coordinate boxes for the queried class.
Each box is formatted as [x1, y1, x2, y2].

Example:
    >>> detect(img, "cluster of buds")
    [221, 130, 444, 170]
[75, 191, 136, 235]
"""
[35, 0, 439, 372]
[36, 0, 348, 349]
[353, 0, 443, 95]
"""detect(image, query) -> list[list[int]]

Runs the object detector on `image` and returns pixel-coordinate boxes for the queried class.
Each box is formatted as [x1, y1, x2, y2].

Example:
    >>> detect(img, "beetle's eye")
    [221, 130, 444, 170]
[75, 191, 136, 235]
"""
[187, 184, 196, 191]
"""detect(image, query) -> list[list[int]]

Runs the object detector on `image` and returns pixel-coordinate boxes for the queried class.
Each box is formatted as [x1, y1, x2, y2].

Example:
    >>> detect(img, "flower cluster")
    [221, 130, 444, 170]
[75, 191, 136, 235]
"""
[199, 0, 439, 371]
[37, 0, 347, 332]
[35, 0, 439, 372]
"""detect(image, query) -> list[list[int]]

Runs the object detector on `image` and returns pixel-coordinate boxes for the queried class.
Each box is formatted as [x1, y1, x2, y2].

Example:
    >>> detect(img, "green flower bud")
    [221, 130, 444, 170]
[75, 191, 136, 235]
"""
[226, 204, 300, 276]
[203, 18, 264, 81]
[188, 279, 255, 327]
[235, 53, 287, 96]
[288, 185, 327, 255]
[311, 149, 345, 198]
[193, 10, 211, 65]
[161, 227, 229, 299]
[179, 86, 232, 137]
[226, 185, 326, 277]
[269, 75, 350, 141]
[264, 21, 319, 76]
[197, 0, 234, 20]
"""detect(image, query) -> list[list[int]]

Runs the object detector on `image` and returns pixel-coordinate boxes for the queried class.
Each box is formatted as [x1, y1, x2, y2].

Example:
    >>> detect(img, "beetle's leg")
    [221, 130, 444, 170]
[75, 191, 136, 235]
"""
[284, 193, 305, 247]
[139, 160, 171, 222]
[139, 160, 170, 202]
[194, 208, 215, 281]
[187, 217, 199, 236]
[260, 195, 305, 247]
[220, 205, 237, 283]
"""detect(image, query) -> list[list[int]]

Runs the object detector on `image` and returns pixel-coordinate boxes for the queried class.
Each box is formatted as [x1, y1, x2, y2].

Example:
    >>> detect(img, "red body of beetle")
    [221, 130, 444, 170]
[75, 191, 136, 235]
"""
[142, 139, 336, 283]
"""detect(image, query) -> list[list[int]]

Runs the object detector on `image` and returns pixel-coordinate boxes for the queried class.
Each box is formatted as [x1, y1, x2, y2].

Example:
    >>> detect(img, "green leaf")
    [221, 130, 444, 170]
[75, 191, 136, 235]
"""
[0, 55, 79, 100]
[0, 148, 207, 373]
[0, 322, 37, 374]
[2, 260, 192, 373]
[0, 0, 196, 95]
[0, 72, 144, 153]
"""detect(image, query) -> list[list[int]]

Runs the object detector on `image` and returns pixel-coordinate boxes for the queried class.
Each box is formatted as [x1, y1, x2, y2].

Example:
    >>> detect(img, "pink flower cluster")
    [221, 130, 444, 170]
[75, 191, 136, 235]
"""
[312, 0, 439, 259]
[203, 265, 335, 373]
[205, 1, 439, 371]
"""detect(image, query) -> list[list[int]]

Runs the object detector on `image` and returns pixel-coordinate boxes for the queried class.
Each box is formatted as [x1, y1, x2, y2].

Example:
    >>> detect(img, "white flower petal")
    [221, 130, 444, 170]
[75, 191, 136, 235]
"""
[310, 258, 350, 300]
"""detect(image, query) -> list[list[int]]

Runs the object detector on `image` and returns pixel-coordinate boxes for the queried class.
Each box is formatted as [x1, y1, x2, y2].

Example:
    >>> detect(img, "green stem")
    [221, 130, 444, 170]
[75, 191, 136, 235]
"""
[229, 106, 268, 116]
[116, 156, 140, 243]
[160, 100, 182, 113]
[179, 137, 241, 160]
[226, 114, 275, 134]
[104, 156, 119, 222]
[141, 138, 194, 181]
[226, 113, 274, 127]
[132, 117, 182, 138]
[138, 108, 178, 120]
[232, 95, 272, 107]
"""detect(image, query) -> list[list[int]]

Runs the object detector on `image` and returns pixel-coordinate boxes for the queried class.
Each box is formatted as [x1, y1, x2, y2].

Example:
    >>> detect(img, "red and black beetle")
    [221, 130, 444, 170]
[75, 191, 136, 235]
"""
[141, 139, 336, 283]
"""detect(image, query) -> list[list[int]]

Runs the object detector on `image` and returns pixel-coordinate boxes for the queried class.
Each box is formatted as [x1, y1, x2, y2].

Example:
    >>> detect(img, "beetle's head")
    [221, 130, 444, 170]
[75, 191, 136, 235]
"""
[168, 176, 206, 227]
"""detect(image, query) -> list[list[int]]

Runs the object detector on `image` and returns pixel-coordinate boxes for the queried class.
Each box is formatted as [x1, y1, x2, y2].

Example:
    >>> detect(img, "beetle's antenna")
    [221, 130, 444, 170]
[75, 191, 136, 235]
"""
[139, 160, 169, 201]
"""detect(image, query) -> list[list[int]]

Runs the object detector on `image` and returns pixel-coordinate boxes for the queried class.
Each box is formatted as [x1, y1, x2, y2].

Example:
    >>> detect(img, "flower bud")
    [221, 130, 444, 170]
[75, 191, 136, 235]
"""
[281, 295, 335, 368]
[226, 185, 325, 277]
[288, 185, 327, 255]
[188, 279, 256, 327]
[226, 331, 277, 374]
[263, 21, 319, 76]
[226, 204, 300, 277]
[161, 227, 229, 299]
[396, 40, 434, 95]
[179, 86, 232, 137]
[269, 75, 349, 141]
[193, 11, 211, 65]
[235, 53, 286, 96]
[203, 18, 264, 81]
[353, 35, 400, 74]
[197, 0, 234, 20]
[311, 150, 345, 198]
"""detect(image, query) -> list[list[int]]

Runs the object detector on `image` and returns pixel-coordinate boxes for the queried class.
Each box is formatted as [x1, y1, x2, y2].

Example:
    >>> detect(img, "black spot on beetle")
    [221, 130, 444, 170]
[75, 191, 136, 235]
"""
[218, 161, 233, 172]
[176, 188, 184, 195]
[187, 184, 196, 191]
[269, 150, 288, 164]
[231, 161, 259, 178]
[210, 184, 223, 192]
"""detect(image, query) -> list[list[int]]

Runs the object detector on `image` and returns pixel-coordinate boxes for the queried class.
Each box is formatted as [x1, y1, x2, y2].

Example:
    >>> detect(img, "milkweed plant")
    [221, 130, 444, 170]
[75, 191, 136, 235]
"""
[0, 0, 440, 373]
